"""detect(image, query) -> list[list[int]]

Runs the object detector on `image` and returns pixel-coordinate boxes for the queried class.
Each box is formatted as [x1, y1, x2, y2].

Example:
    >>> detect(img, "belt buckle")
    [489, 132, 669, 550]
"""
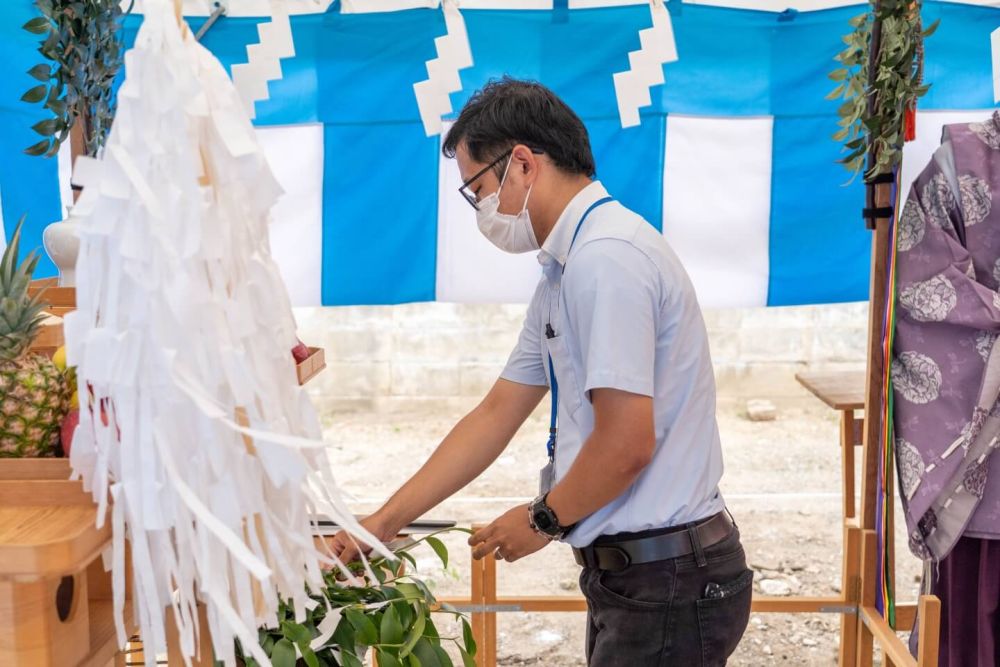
[600, 546, 631, 572]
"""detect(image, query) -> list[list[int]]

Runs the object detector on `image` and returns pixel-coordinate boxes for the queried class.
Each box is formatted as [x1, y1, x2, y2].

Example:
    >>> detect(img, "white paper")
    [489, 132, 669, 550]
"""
[65, 3, 384, 665]
[413, 0, 474, 136]
[612, 0, 678, 129]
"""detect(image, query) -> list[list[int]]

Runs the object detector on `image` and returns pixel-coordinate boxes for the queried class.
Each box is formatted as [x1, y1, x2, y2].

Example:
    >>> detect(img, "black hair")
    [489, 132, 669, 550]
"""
[442, 77, 596, 179]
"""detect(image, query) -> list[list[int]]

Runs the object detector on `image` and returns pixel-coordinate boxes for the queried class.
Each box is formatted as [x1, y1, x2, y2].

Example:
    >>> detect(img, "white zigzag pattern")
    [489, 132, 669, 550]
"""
[230, 1, 296, 120]
[414, 0, 474, 136]
[613, 0, 678, 128]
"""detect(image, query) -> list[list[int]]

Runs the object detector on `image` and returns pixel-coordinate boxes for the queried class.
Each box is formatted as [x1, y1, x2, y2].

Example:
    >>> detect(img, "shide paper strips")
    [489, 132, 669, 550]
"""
[64, 2, 388, 665]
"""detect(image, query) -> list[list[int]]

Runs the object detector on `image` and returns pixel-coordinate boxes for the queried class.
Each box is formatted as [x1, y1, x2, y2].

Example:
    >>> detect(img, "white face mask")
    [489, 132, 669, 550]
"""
[475, 157, 538, 254]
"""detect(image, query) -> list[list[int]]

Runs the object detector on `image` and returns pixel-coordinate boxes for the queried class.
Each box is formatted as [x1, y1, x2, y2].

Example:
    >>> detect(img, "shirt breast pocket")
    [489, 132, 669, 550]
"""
[545, 334, 584, 422]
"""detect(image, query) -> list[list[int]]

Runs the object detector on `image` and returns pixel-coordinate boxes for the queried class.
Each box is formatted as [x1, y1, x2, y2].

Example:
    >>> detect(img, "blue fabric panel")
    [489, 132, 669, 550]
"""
[0, 1, 64, 277]
[769, 116, 870, 306]
[317, 9, 445, 125]
[586, 117, 666, 231]
[920, 2, 1000, 110]
[321, 123, 438, 305]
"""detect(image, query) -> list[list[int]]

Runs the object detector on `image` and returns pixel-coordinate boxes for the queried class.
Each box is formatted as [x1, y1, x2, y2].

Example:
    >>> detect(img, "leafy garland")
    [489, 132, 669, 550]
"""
[236, 530, 477, 667]
[20, 0, 128, 158]
[829, 1, 938, 177]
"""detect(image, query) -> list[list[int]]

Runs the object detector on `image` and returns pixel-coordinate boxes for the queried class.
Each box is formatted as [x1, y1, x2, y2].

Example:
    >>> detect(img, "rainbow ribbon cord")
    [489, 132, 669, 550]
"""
[875, 169, 903, 625]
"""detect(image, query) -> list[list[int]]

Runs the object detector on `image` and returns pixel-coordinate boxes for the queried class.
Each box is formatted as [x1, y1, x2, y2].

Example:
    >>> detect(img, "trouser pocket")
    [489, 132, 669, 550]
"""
[695, 568, 753, 666]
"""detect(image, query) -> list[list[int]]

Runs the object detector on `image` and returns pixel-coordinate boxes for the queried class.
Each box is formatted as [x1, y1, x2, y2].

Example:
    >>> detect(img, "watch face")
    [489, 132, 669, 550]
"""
[534, 509, 554, 531]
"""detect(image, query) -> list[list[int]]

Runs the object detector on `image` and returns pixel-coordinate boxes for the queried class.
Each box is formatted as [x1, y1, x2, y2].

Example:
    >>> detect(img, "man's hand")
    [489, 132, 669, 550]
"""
[324, 514, 398, 565]
[469, 504, 551, 563]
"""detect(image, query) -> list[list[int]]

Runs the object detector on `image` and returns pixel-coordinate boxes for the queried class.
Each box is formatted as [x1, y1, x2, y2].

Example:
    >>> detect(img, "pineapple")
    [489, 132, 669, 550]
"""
[0, 217, 70, 457]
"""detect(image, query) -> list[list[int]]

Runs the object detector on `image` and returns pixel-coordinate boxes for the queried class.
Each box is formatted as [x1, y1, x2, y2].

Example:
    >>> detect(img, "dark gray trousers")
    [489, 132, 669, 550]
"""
[579, 525, 752, 666]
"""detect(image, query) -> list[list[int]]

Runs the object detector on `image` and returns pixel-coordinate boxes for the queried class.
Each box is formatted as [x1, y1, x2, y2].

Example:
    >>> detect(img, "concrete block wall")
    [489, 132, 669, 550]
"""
[295, 301, 870, 413]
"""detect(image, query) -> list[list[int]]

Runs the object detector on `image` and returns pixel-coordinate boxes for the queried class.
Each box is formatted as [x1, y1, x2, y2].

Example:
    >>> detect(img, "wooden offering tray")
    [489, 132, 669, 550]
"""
[0, 458, 132, 667]
[296, 347, 326, 386]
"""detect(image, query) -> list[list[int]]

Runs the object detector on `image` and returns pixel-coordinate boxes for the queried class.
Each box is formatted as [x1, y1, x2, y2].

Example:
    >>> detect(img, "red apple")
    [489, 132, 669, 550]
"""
[291, 339, 311, 364]
[61, 409, 80, 457]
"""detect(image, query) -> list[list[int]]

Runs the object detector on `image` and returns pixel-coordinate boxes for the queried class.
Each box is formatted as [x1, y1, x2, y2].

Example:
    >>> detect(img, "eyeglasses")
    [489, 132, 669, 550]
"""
[458, 150, 512, 211]
[457, 147, 545, 211]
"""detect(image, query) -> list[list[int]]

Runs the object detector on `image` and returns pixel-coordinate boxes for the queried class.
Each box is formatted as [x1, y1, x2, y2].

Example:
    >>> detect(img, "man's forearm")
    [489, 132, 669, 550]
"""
[374, 381, 547, 533]
[544, 428, 652, 527]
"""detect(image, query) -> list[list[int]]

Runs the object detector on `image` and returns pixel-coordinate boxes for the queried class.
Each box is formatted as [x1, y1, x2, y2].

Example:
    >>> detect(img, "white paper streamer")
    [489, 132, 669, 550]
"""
[612, 0, 678, 128]
[230, 1, 296, 119]
[413, 0, 474, 136]
[66, 3, 385, 665]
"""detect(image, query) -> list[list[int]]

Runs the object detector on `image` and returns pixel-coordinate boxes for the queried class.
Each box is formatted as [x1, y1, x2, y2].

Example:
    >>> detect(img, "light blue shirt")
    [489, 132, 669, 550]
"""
[501, 181, 726, 548]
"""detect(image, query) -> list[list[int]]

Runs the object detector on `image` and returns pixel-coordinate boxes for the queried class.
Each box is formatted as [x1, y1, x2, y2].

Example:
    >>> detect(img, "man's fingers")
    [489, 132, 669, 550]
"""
[469, 524, 495, 547]
[472, 536, 502, 560]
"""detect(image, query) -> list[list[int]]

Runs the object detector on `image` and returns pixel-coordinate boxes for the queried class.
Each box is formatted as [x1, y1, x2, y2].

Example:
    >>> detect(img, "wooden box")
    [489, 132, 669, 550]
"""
[296, 346, 326, 386]
[0, 458, 132, 667]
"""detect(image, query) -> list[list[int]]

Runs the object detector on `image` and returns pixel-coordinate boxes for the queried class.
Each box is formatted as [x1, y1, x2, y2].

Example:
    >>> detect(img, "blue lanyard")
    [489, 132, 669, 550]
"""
[545, 196, 614, 460]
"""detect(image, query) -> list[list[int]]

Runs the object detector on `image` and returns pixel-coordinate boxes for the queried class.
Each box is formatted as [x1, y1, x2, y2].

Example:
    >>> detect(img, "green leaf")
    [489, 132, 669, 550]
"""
[399, 607, 426, 658]
[459, 649, 476, 667]
[31, 118, 58, 136]
[22, 16, 51, 34]
[377, 650, 403, 667]
[381, 604, 404, 646]
[342, 651, 364, 667]
[345, 608, 378, 646]
[433, 646, 452, 667]
[282, 620, 314, 649]
[826, 83, 846, 100]
[301, 647, 320, 667]
[407, 655, 422, 667]
[828, 68, 848, 82]
[27, 63, 51, 81]
[424, 537, 448, 568]
[922, 18, 940, 38]
[411, 638, 444, 667]
[24, 139, 50, 156]
[461, 618, 477, 656]
[271, 638, 297, 667]
[21, 85, 48, 104]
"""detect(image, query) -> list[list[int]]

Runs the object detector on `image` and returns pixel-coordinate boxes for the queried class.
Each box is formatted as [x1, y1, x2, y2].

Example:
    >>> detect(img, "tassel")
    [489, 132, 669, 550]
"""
[904, 105, 916, 142]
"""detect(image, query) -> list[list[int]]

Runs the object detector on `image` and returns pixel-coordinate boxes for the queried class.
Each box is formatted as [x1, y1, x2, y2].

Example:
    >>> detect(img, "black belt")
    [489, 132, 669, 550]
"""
[572, 511, 734, 572]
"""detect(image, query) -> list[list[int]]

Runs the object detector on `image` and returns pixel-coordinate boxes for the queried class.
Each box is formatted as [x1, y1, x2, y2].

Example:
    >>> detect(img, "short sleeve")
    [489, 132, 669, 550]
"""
[563, 239, 660, 398]
[499, 279, 550, 387]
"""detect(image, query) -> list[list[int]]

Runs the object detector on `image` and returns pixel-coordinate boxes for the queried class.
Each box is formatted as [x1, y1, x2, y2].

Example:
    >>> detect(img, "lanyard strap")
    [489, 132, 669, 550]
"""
[546, 196, 614, 460]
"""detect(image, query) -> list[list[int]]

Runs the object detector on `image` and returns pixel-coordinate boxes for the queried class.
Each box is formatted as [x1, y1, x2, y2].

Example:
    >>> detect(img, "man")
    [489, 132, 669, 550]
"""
[330, 78, 752, 665]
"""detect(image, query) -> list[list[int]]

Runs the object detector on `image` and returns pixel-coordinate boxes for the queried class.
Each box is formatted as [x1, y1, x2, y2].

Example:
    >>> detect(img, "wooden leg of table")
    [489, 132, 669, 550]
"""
[842, 411, 858, 521]
[839, 524, 861, 667]
[483, 555, 498, 667]
[470, 530, 487, 667]
[916, 595, 940, 667]
[855, 530, 877, 667]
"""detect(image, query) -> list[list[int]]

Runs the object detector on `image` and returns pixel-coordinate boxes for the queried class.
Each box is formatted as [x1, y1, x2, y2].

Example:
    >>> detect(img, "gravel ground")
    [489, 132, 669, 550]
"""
[320, 401, 921, 666]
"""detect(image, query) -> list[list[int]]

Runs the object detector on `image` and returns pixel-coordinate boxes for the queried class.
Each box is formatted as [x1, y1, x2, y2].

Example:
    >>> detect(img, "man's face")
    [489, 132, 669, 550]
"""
[456, 143, 528, 216]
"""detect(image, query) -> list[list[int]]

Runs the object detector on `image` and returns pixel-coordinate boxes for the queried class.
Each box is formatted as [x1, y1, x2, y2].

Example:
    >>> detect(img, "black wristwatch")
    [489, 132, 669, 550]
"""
[528, 493, 573, 540]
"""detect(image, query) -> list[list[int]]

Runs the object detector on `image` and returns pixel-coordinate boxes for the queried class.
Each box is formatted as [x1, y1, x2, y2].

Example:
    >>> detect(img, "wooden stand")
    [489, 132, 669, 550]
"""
[796, 370, 940, 666]
[0, 459, 134, 667]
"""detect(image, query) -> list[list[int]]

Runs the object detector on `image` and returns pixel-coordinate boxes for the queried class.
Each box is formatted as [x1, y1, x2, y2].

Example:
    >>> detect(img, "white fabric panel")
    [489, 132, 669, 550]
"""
[662, 115, 772, 308]
[58, 138, 73, 219]
[256, 124, 324, 306]
[436, 129, 542, 303]
[900, 109, 996, 205]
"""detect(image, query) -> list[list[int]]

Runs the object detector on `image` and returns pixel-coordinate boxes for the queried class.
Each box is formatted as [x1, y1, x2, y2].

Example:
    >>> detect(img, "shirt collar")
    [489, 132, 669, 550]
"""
[538, 180, 610, 269]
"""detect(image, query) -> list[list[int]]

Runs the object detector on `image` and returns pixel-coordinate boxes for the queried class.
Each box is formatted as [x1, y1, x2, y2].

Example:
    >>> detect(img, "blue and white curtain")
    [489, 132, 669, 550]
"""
[0, 0, 997, 308]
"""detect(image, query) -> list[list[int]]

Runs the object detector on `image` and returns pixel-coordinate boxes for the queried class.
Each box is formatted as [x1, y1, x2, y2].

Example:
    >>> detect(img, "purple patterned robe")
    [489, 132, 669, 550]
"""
[894, 111, 1000, 562]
